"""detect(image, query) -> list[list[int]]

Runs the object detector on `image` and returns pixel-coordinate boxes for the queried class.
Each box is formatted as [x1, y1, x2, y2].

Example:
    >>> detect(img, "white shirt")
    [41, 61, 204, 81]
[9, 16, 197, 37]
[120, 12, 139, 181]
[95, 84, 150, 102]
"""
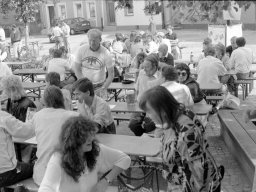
[146, 41, 158, 54]
[52, 26, 62, 37]
[161, 81, 194, 107]
[75, 45, 113, 84]
[136, 70, 161, 102]
[61, 24, 70, 38]
[0, 62, 12, 79]
[161, 38, 172, 54]
[197, 56, 227, 86]
[47, 58, 70, 81]
[228, 46, 253, 74]
[77, 96, 114, 128]
[38, 144, 131, 192]
[31, 108, 79, 185]
[0, 28, 5, 41]
[0, 111, 34, 174]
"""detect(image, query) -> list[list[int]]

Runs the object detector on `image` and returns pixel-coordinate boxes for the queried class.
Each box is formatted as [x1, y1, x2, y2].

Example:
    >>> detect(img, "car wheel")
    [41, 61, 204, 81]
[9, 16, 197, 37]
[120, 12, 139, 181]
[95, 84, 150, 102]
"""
[70, 29, 75, 35]
[84, 29, 89, 33]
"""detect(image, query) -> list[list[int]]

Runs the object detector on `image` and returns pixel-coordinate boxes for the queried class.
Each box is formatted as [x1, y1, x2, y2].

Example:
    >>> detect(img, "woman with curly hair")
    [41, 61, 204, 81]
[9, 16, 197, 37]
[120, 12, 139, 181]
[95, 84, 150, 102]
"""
[139, 86, 224, 192]
[39, 116, 131, 192]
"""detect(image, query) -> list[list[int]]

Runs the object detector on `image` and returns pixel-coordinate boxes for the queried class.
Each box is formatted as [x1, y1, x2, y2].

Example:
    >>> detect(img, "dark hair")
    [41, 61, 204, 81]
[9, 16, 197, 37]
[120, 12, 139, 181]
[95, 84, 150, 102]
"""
[59, 46, 68, 55]
[53, 49, 63, 58]
[134, 35, 141, 43]
[137, 52, 147, 64]
[139, 86, 184, 127]
[115, 33, 123, 41]
[236, 37, 246, 47]
[161, 65, 178, 81]
[72, 78, 94, 96]
[175, 63, 190, 80]
[46, 72, 61, 87]
[144, 54, 159, 69]
[43, 85, 65, 109]
[60, 116, 100, 182]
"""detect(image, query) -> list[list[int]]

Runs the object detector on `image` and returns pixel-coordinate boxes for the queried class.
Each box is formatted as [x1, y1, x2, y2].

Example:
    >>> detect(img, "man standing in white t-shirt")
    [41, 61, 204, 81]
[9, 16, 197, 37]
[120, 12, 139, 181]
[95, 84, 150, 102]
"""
[74, 29, 114, 91]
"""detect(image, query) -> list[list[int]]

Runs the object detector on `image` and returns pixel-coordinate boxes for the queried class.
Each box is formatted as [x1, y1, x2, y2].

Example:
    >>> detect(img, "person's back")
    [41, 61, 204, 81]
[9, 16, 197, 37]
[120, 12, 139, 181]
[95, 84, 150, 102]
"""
[197, 56, 226, 85]
[32, 108, 79, 185]
[229, 46, 252, 74]
[10, 27, 21, 43]
[48, 58, 70, 81]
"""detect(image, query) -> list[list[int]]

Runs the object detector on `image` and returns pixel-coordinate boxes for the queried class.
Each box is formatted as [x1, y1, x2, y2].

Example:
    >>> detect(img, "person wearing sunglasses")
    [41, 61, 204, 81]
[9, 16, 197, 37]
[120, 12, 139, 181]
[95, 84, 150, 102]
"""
[175, 63, 205, 103]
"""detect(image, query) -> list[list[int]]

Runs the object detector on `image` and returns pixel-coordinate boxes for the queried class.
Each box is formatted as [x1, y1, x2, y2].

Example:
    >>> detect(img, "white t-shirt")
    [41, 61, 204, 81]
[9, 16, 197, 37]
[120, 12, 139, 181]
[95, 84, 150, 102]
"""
[0, 62, 12, 79]
[75, 45, 113, 84]
[31, 108, 79, 185]
[38, 144, 131, 192]
[52, 26, 62, 37]
[47, 58, 70, 81]
[228, 47, 253, 74]
[197, 56, 227, 86]
[161, 81, 194, 107]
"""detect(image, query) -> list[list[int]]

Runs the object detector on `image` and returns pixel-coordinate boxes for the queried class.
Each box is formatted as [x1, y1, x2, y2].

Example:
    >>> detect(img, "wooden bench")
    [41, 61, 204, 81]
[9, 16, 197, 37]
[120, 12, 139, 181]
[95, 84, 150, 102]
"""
[205, 95, 224, 105]
[218, 110, 256, 191]
[112, 113, 130, 125]
[6, 178, 118, 192]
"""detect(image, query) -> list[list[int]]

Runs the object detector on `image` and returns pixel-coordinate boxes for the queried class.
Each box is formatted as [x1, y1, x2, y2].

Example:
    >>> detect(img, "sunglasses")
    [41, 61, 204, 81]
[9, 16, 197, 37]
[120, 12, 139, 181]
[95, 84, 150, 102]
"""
[178, 72, 187, 76]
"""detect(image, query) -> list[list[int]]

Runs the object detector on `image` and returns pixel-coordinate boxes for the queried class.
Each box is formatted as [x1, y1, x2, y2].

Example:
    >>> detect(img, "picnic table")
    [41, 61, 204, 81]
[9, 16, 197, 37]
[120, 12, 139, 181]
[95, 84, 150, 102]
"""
[22, 82, 46, 98]
[199, 83, 223, 96]
[14, 68, 47, 82]
[108, 82, 136, 101]
[4, 61, 31, 70]
[14, 134, 162, 157]
[109, 102, 212, 116]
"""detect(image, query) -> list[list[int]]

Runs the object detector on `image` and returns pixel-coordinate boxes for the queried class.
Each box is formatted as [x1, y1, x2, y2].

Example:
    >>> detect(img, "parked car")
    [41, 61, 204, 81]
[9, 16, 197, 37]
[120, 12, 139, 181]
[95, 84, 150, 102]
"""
[62, 17, 91, 35]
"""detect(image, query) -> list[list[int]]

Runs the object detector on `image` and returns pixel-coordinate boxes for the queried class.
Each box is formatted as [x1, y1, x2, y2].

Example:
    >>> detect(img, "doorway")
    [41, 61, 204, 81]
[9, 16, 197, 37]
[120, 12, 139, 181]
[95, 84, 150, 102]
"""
[48, 6, 55, 27]
[106, 1, 116, 25]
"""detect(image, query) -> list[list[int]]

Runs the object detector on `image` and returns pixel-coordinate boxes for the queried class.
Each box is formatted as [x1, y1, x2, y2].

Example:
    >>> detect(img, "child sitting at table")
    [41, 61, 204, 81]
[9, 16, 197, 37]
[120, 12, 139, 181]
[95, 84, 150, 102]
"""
[73, 78, 116, 134]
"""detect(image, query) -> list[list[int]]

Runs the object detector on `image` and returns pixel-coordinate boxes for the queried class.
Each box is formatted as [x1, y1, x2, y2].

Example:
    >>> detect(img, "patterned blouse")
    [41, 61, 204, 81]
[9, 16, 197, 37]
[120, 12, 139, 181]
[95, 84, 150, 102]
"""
[161, 109, 222, 192]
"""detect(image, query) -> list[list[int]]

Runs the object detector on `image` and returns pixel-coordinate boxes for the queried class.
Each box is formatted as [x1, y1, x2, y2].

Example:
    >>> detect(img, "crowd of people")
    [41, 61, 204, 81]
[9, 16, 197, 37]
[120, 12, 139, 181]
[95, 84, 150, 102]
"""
[0, 23, 255, 192]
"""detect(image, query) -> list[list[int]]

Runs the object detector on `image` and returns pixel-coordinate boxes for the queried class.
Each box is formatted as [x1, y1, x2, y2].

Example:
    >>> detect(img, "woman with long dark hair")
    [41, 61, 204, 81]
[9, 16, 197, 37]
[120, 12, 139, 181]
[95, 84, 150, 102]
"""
[139, 86, 224, 192]
[38, 116, 131, 192]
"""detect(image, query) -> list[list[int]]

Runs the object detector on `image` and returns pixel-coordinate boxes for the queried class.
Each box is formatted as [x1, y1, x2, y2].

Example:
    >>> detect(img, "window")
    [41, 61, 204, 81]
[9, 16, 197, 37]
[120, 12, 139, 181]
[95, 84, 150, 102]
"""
[125, 0, 134, 16]
[88, 2, 96, 18]
[58, 3, 67, 20]
[73, 2, 83, 18]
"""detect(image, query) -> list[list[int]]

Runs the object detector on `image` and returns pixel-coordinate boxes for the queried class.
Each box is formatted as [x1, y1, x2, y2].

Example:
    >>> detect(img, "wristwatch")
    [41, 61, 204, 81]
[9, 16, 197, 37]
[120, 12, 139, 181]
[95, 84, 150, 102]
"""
[103, 177, 112, 184]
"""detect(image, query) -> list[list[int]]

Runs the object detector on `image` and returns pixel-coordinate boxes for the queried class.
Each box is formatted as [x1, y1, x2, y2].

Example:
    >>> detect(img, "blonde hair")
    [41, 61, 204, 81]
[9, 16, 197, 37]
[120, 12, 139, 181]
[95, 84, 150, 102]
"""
[1, 75, 26, 99]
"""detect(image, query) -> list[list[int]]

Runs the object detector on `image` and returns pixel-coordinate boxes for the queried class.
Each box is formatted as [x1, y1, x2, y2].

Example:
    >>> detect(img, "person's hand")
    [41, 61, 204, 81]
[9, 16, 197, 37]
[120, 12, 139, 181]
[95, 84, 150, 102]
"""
[94, 179, 108, 192]
[243, 109, 251, 123]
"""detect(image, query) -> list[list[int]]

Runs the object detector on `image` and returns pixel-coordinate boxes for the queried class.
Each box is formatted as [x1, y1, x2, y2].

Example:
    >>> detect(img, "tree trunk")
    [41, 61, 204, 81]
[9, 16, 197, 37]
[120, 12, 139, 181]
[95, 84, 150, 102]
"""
[24, 23, 29, 47]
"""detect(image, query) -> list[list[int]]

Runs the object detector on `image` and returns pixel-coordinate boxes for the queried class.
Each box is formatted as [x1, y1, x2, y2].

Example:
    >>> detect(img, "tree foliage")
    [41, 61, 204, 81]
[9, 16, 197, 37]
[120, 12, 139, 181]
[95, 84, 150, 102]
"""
[114, 0, 256, 23]
[0, 0, 42, 24]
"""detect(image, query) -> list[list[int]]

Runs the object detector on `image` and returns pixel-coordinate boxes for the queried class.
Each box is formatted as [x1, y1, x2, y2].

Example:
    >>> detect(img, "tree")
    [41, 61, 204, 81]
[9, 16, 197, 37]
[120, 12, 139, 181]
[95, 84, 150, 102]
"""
[114, 0, 256, 26]
[0, 0, 42, 46]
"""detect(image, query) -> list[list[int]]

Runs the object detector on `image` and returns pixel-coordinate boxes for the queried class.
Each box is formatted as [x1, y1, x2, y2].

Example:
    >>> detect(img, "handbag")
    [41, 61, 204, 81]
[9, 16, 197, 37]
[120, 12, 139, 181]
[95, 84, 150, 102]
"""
[117, 165, 163, 192]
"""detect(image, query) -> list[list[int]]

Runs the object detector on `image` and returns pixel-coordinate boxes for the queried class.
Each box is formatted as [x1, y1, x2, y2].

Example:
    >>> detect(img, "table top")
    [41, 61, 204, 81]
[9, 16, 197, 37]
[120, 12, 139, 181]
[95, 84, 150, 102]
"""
[96, 134, 161, 157]
[108, 82, 136, 90]
[109, 102, 142, 113]
[199, 83, 222, 90]
[109, 102, 212, 115]
[14, 134, 162, 157]
[14, 68, 47, 75]
[4, 61, 31, 66]
[22, 82, 46, 89]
